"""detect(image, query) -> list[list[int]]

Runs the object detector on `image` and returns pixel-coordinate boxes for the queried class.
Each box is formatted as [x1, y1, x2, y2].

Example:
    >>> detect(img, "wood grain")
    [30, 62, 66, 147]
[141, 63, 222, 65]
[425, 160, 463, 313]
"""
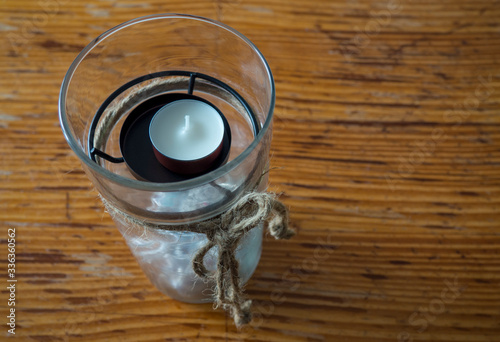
[1, 0, 500, 341]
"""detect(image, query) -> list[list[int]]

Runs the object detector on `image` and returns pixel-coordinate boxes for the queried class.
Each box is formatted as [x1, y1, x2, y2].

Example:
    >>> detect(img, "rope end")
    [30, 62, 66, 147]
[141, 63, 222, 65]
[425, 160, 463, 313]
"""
[233, 300, 252, 328]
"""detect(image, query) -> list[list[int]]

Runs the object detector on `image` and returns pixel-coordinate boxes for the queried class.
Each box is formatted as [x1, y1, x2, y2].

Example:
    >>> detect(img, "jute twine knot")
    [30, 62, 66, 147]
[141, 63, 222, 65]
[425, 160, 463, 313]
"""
[100, 191, 294, 327]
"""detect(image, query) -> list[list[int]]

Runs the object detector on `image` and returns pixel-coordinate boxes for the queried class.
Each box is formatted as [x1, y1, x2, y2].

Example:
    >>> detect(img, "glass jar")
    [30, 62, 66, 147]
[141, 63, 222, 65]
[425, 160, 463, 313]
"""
[59, 14, 275, 303]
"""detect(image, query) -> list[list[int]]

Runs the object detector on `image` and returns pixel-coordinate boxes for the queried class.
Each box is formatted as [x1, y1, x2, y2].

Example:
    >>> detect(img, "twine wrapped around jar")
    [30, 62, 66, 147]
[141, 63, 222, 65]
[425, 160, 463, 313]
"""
[94, 78, 295, 326]
[100, 191, 294, 327]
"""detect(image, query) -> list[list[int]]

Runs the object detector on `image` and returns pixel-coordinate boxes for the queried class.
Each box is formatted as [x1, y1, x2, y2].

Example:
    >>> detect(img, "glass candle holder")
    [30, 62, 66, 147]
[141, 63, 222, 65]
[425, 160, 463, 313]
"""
[59, 14, 275, 303]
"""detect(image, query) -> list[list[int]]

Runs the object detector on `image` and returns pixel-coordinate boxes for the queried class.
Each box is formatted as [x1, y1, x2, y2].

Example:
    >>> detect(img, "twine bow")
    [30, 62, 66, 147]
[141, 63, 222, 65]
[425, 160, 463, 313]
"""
[100, 191, 294, 327]
[192, 192, 294, 326]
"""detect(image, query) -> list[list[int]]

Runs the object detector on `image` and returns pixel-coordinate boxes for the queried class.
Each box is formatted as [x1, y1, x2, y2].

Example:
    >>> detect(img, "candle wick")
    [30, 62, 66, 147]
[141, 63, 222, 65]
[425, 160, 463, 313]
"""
[183, 115, 190, 132]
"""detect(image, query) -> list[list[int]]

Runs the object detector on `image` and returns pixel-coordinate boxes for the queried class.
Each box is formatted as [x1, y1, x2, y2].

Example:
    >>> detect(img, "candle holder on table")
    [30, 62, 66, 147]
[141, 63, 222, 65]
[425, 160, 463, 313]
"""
[58, 14, 294, 326]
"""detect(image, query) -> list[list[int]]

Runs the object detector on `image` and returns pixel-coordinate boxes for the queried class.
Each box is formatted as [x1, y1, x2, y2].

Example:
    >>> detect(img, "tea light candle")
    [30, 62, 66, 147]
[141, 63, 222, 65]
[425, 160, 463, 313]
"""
[149, 99, 225, 175]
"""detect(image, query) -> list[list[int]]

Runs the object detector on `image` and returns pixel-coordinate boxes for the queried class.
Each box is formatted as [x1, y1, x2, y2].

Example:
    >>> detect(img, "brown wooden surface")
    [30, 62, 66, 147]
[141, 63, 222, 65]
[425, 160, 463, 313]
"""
[1, 0, 500, 341]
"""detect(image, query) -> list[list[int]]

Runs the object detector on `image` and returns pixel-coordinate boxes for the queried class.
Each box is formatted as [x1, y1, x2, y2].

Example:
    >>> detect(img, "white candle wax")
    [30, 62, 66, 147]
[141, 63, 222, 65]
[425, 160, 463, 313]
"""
[149, 99, 224, 161]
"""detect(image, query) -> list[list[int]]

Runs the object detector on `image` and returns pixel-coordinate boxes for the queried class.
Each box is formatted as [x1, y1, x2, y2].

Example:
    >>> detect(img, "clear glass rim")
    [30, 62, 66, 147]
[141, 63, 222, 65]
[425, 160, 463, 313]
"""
[58, 13, 275, 191]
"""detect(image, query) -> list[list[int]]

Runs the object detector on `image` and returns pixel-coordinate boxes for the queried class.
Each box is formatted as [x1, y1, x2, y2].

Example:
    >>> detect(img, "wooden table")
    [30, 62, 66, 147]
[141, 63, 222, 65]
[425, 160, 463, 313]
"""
[1, 0, 499, 341]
